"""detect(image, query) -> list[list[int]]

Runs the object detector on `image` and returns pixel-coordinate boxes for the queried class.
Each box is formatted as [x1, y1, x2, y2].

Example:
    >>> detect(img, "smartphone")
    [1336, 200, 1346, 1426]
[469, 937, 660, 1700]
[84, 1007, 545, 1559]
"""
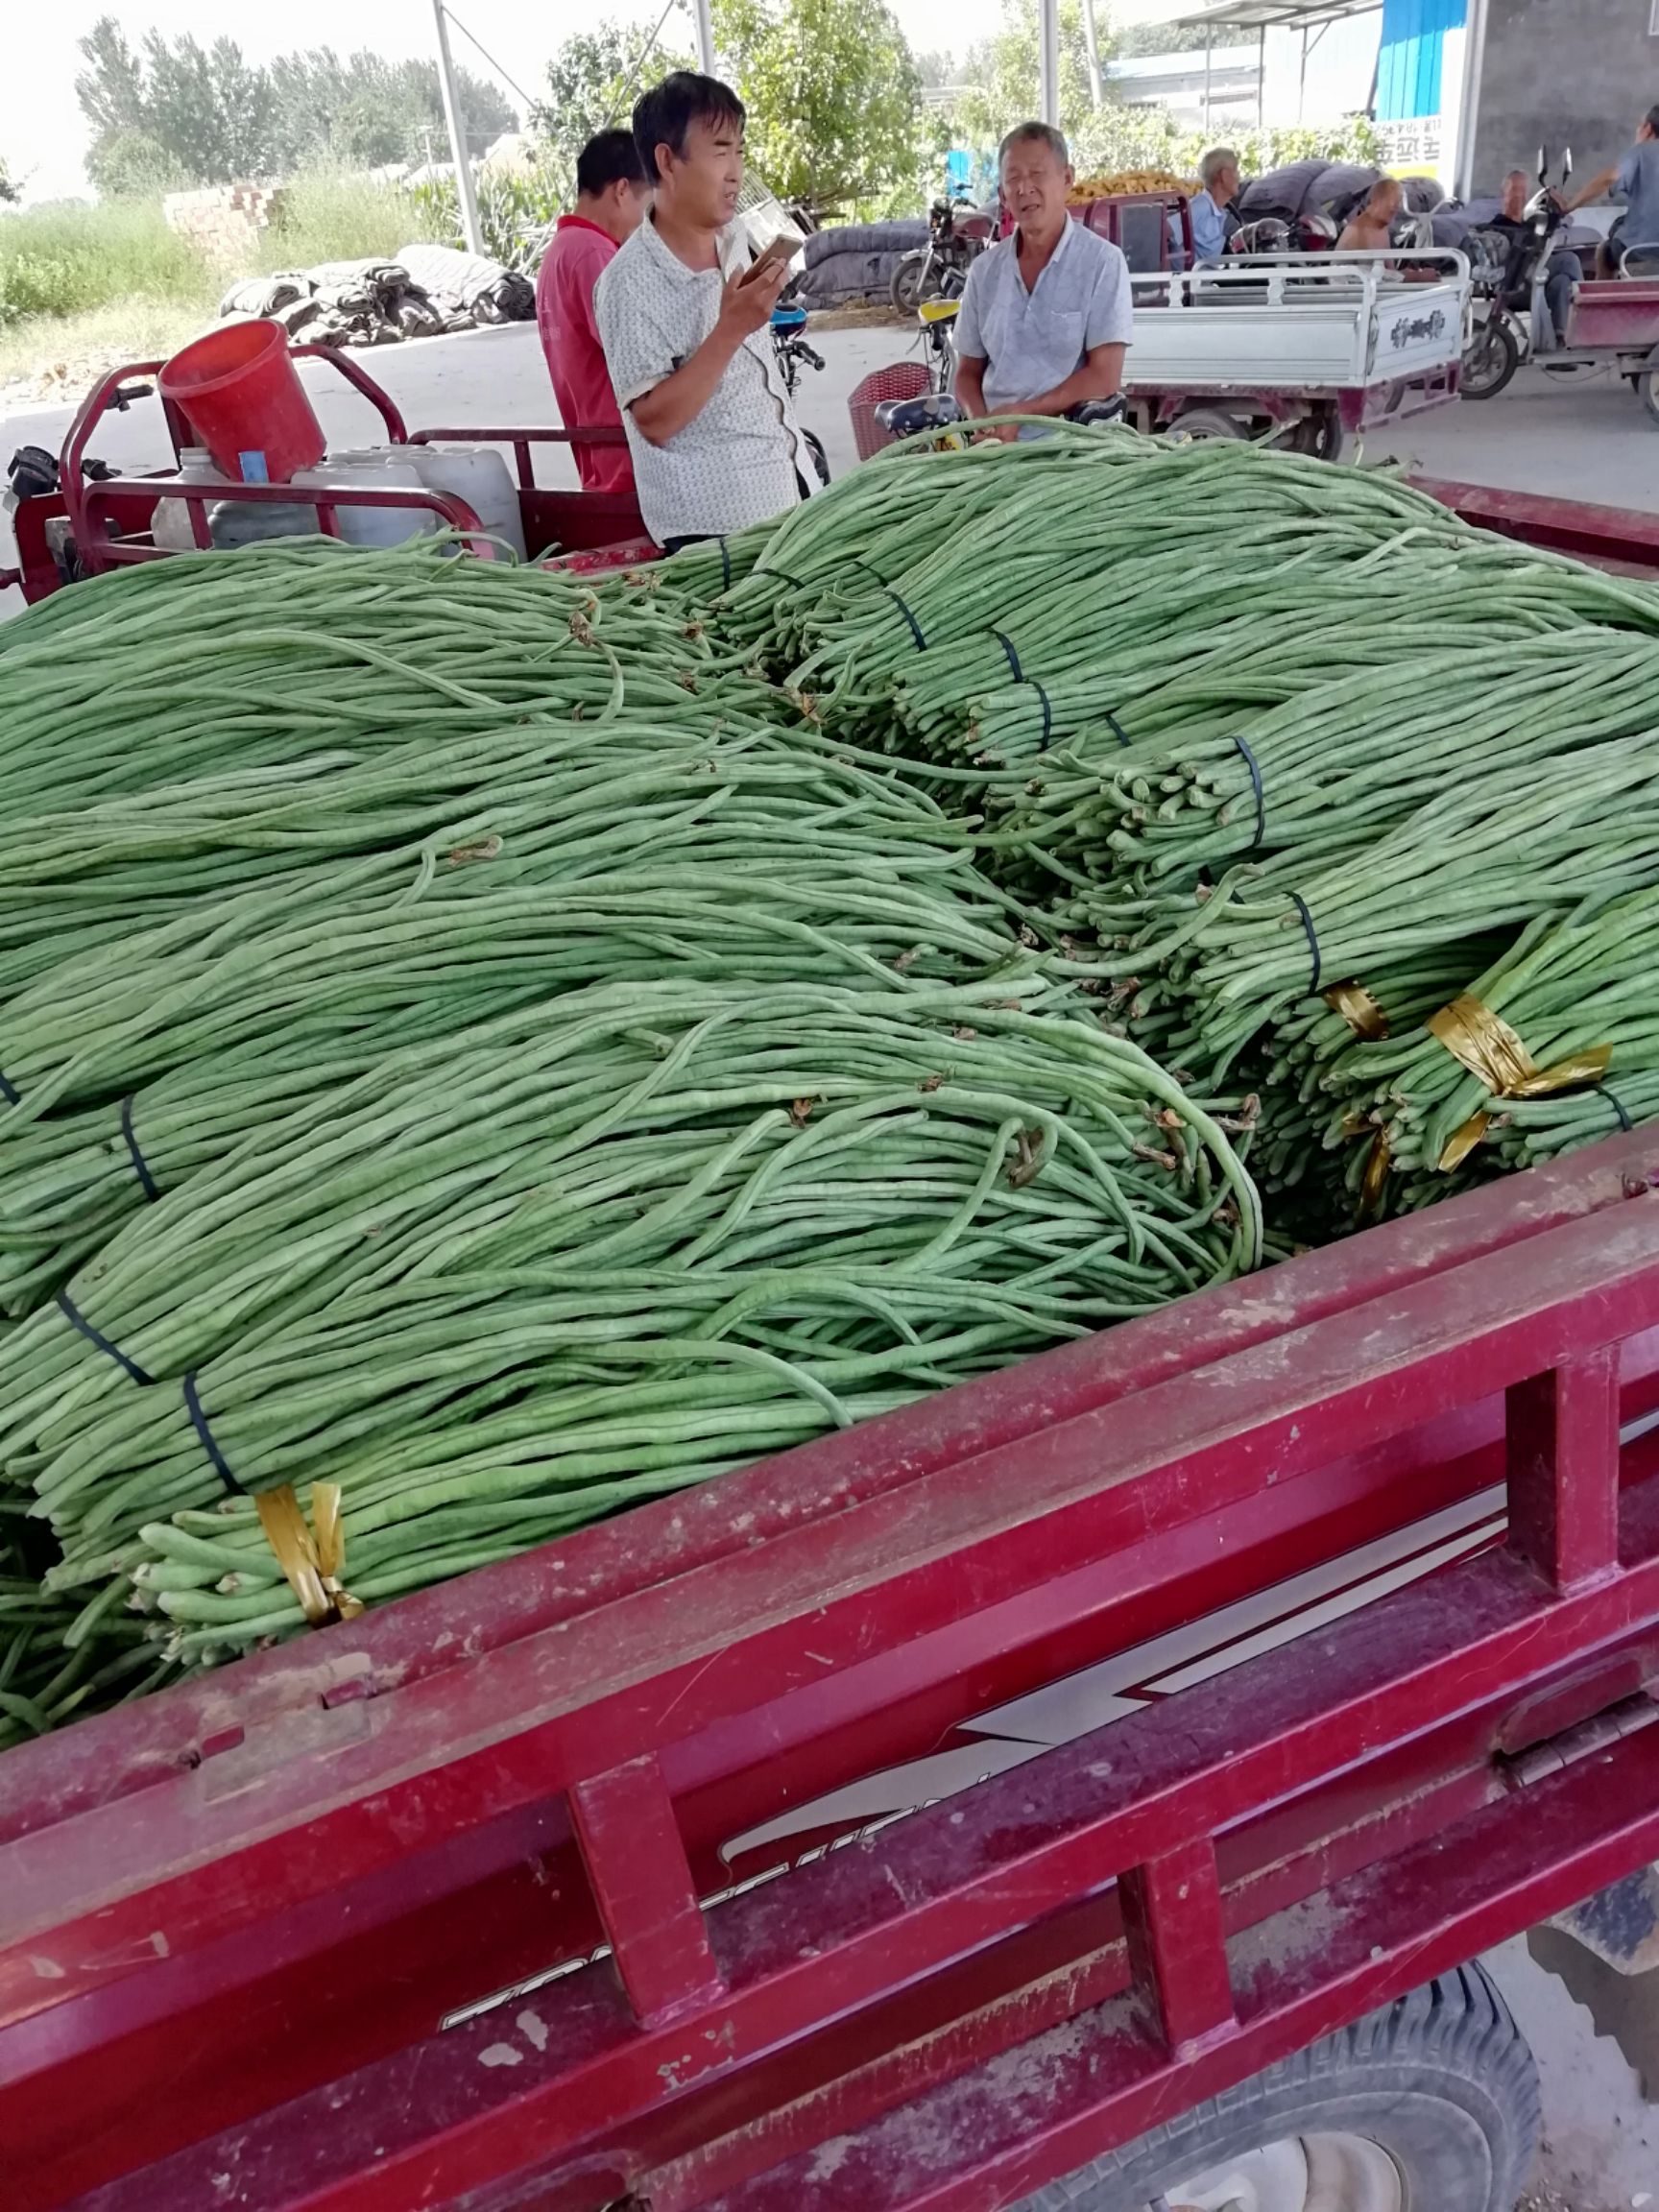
[744, 231, 799, 282]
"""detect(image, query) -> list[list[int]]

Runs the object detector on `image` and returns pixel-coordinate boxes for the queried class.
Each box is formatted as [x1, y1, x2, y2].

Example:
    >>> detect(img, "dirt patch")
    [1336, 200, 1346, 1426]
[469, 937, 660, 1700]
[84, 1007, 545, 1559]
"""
[805, 301, 910, 333]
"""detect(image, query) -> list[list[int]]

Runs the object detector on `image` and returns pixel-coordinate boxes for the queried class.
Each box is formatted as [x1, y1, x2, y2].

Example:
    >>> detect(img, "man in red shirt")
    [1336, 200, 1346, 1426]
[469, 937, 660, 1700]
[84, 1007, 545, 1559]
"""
[536, 130, 652, 494]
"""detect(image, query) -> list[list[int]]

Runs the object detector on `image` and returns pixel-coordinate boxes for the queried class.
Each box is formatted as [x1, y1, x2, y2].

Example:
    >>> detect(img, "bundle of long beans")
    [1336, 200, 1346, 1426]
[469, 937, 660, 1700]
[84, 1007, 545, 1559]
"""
[0, 753, 1046, 1312]
[1020, 634, 1659, 914]
[1310, 893, 1659, 1204]
[0, 535, 766, 816]
[0, 1508, 164, 1747]
[8, 981, 1257, 1659]
[1136, 730, 1659, 1080]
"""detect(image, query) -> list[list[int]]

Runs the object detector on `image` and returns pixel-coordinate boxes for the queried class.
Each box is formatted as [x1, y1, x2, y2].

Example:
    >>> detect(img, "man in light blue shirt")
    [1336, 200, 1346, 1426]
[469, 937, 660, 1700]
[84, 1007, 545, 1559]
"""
[953, 121, 1133, 434]
[1189, 147, 1241, 267]
[1560, 104, 1659, 276]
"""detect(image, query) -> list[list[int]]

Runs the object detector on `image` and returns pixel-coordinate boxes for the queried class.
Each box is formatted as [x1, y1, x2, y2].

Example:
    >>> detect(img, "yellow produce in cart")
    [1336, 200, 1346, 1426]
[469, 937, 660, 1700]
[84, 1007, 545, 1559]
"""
[1067, 170, 1195, 203]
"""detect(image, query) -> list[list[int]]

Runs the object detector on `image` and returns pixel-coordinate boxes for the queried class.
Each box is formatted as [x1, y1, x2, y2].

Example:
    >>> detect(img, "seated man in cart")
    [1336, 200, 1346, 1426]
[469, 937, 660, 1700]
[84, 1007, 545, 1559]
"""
[1556, 104, 1659, 277]
[1188, 146, 1242, 266]
[952, 122, 1133, 439]
[1489, 166, 1582, 350]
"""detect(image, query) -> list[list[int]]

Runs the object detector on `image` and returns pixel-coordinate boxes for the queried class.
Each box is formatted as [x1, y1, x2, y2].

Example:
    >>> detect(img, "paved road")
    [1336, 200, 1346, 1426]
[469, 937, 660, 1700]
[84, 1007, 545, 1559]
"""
[6, 319, 1659, 2204]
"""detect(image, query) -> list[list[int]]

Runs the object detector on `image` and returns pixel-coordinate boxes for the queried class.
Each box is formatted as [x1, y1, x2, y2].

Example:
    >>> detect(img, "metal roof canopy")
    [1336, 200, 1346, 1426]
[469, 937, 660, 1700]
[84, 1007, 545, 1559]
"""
[1172, 0, 1381, 26]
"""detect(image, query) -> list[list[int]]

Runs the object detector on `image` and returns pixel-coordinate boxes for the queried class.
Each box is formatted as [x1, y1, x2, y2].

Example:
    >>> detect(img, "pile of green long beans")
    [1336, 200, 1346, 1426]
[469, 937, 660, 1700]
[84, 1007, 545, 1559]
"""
[11, 980, 1258, 1657]
[691, 436, 1659, 1234]
[0, 518, 1269, 1708]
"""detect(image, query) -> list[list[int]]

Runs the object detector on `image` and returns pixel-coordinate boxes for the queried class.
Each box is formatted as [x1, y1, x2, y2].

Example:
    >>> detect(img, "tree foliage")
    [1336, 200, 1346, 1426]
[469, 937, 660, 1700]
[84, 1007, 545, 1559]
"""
[955, 0, 1106, 149]
[531, 23, 695, 205]
[0, 158, 18, 208]
[74, 15, 517, 192]
[713, 0, 923, 215]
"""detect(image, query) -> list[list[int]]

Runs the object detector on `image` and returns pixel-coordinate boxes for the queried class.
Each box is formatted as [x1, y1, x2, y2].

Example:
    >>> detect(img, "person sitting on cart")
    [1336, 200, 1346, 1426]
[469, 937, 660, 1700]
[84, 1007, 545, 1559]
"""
[595, 71, 816, 551]
[1336, 178, 1403, 254]
[1190, 148, 1242, 267]
[1489, 168, 1581, 351]
[952, 122, 1132, 439]
[536, 129, 653, 497]
[1556, 106, 1659, 278]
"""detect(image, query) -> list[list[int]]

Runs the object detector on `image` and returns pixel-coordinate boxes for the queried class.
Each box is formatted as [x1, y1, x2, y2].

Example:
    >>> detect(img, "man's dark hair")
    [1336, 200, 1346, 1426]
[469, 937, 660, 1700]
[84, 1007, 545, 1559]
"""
[1647, 103, 1659, 134]
[577, 128, 649, 200]
[633, 71, 747, 184]
[998, 120, 1069, 170]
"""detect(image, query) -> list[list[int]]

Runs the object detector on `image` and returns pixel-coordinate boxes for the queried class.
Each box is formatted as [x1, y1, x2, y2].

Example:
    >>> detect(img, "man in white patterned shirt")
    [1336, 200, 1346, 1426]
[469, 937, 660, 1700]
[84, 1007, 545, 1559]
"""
[595, 73, 816, 550]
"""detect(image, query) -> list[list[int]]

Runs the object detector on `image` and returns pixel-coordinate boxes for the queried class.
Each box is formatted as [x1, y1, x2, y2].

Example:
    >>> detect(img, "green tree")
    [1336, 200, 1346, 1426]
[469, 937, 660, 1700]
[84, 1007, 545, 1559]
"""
[265, 51, 516, 173]
[0, 159, 18, 207]
[955, 0, 1106, 149]
[713, 0, 922, 215]
[85, 129, 192, 200]
[531, 22, 694, 205]
[75, 18, 517, 191]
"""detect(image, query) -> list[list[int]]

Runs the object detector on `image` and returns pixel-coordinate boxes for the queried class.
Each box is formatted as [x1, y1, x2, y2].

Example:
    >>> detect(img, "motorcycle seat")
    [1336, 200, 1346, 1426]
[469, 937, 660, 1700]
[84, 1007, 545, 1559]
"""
[919, 298, 961, 325]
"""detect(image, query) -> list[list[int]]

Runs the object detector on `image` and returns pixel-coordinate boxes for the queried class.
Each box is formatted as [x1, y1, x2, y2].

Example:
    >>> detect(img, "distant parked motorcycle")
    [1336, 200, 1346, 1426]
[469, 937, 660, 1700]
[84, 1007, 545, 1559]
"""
[889, 200, 993, 314]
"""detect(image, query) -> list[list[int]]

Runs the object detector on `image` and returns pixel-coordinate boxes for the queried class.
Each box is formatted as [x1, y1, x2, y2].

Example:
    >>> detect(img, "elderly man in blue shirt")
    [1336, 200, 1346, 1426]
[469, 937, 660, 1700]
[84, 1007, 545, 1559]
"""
[1189, 147, 1241, 266]
[953, 122, 1133, 437]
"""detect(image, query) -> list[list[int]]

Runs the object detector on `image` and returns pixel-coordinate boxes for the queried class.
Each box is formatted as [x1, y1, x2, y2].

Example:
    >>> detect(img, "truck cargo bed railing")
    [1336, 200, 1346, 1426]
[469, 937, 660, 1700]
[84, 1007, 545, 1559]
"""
[11, 1134, 1659, 2208]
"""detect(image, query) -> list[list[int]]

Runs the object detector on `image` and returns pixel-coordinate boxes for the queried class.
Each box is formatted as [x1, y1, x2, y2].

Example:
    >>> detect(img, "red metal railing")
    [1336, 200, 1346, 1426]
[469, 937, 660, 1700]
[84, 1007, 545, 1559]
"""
[6, 1132, 1659, 2207]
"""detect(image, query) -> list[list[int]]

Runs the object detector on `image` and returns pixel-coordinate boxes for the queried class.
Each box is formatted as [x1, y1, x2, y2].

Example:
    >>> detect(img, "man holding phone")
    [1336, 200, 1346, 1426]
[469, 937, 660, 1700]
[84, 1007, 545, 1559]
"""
[596, 72, 816, 550]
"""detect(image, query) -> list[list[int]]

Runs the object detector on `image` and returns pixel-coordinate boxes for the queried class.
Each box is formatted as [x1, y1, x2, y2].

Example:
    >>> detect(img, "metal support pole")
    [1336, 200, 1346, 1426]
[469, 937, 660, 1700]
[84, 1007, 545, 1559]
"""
[431, 0, 485, 256]
[1081, 0, 1104, 109]
[1299, 26, 1309, 121]
[693, 0, 716, 74]
[1038, 0, 1061, 128]
[1204, 28, 1213, 133]
[1258, 23, 1266, 131]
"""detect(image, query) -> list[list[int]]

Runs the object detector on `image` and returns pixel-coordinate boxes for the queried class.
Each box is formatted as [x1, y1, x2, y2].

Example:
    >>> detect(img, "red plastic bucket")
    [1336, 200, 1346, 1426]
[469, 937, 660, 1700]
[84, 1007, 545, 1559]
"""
[158, 319, 325, 484]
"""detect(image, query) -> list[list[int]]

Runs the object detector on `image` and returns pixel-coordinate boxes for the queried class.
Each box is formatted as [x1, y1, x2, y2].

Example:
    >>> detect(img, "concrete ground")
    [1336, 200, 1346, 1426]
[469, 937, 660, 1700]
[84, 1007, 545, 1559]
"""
[6, 322, 1659, 2205]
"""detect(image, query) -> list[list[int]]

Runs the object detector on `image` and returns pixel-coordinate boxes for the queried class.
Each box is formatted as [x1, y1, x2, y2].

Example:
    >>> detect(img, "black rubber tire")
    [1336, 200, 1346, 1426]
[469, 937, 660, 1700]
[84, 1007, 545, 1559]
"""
[1011, 1963, 1540, 2212]
[1287, 403, 1346, 463]
[802, 429, 831, 487]
[1463, 315, 1521, 401]
[1165, 407, 1244, 443]
[890, 253, 930, 315]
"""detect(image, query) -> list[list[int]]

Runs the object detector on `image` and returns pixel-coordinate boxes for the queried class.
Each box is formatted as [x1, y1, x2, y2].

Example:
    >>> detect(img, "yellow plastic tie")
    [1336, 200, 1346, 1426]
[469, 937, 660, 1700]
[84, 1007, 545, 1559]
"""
[1324, 980, 1389, 1043]
[1428, 995, 1611, 1172]
[254, 1481, 363, 1627]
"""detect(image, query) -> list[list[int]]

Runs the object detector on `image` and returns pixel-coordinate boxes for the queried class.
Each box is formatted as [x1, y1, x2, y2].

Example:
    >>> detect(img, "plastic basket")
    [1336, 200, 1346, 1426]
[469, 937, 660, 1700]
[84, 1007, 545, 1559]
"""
[848, 362, 932, 463]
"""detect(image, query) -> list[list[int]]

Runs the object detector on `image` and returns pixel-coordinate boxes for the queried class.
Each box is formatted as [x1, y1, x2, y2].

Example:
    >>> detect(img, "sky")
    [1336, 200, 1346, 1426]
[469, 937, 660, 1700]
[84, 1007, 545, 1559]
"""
[2, 1, 1363, 204]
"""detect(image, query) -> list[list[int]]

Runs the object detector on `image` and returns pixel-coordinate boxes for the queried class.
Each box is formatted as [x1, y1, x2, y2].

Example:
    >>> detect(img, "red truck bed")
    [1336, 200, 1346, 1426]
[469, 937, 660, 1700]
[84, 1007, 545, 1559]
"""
[7, 480, 1659, 2212]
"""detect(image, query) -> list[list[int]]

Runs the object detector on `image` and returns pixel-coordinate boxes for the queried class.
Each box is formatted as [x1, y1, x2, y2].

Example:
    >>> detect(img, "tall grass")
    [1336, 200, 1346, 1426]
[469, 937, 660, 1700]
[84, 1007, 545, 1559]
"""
[0, 199, 215, 326]
[253, 171, 447, 273]
[0, 172, 454, 338]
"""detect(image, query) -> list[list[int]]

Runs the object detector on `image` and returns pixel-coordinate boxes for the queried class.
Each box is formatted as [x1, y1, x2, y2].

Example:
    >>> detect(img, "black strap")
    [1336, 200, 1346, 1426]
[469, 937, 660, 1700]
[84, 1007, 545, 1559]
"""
[763, 565, 808, 591]
[995, 629, 1022, 683]
[1600, 1083, 1634, 1133]
[56, 1291, 154, 1387]
[183, 1372, 246, 1496]
[1031, 680, 1052, 745]
[1231, 733, 1266, 853]
[0, 1071, 17, 1106]
[120, 1095, 161, 1204]
[1290, 893, 1323, 995]
[1104, 709, 1130, 749]
[718, 536, 732, 591]
[884, 585, 927, 651]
